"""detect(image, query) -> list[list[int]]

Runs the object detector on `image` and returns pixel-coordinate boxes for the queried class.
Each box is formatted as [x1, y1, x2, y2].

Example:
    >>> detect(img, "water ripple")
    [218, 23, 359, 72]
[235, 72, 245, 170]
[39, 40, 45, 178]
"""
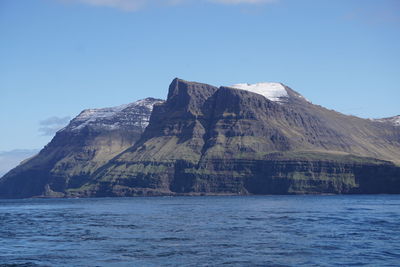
[0, 195, 399, 266]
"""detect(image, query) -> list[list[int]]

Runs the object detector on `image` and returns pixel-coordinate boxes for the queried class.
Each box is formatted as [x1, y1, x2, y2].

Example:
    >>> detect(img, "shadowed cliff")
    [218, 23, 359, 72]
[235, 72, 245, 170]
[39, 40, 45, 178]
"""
[76, 78, 400, 197]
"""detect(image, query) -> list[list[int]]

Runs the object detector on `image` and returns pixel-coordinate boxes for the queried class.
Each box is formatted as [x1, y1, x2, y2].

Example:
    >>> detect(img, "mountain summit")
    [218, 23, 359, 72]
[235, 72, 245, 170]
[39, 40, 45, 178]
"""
[0, 98, 163, 198]
[1, 79, 399, 198]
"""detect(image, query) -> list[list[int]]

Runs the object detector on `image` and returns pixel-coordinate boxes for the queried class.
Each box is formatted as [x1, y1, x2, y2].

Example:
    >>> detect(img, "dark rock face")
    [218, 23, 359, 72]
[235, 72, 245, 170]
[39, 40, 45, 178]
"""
[1, 79, 400, 198]
[0, 98, 163, 198]
[75, 78, 400, 197]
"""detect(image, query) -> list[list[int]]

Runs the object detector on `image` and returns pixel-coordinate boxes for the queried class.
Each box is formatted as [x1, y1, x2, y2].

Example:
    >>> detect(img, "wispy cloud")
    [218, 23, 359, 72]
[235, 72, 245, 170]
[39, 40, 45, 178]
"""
[344, 3, 400, 25]
[63, 0, 147, 11]
[60, 0, 278, 11]
[38, 116, 71, 136]
[211, 0, 276, 4]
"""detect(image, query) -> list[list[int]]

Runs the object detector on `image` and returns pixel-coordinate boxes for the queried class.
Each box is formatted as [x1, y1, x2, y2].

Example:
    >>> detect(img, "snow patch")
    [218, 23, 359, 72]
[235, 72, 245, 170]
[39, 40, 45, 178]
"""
[230, 82, 289, 102]
[66, 98, 163, 132]
[75, 104, 129, 122]
[373, 115, 400, 126]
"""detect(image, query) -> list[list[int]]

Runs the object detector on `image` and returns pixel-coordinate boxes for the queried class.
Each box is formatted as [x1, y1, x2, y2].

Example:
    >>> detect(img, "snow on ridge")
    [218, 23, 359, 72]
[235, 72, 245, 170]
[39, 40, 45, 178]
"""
[230, 82, 289, 102]
[75, 98, 159, 121]
[76, 104, 129, 121]
[374, 115, 400, 126]
[67, 98, 162, 131]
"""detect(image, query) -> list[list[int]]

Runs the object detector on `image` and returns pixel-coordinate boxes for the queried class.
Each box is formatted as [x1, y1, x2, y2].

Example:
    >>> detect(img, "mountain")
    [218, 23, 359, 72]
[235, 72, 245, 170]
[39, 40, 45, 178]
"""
[0, 98, 163, 198]
[79, 78, 399, 197]
[1, 79, 399, 198]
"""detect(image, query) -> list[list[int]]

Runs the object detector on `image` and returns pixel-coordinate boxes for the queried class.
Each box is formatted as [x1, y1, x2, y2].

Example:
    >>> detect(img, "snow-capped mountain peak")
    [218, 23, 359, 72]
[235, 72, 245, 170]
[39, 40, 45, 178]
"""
[230, 82, 289, 102]
[65, 98, 164, 132]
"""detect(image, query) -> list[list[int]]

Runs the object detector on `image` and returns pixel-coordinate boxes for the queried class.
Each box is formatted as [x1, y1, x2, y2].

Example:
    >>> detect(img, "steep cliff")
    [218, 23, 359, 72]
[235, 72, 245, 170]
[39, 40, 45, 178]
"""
[0, 98, 163, 198]
[66, 78, 400, 197]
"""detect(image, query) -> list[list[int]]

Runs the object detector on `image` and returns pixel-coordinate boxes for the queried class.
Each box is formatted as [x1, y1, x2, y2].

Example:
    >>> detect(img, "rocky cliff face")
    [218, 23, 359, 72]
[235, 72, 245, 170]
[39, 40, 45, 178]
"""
[1, 79, 399, 198]
[63, 78, 400, 197]
[0, 98, 163, 198]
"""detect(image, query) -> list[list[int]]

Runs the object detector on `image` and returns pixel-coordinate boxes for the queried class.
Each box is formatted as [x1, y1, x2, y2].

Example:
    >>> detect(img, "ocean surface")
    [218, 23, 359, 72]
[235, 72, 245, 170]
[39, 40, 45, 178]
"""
[0, 195, 399, 267]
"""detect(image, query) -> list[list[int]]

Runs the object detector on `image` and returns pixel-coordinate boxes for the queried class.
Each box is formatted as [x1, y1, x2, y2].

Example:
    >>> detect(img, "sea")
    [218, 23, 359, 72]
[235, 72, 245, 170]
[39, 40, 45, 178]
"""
[0, 195, 399, 267]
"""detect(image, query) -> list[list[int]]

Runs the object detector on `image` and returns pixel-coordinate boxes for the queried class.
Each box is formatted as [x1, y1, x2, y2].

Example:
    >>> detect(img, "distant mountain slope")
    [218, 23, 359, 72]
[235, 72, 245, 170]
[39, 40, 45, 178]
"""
[0, 98, 163, 198]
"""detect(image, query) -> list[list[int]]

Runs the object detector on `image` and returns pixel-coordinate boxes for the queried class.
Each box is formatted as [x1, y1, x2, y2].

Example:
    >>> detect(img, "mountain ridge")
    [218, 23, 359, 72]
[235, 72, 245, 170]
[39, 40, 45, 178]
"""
[374, 115, 400, 127]
[0, 78, 399, 198]
[0, 98, 163, 198]
[78, 78, 400, 197]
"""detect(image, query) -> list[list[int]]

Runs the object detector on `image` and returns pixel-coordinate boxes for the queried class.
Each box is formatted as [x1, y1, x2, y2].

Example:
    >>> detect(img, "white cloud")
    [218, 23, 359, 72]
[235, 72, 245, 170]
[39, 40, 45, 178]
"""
[60, 0, 277, 11]
[67, 0, 147, 11]
[40, 116, 71, 126]
[210, 0, 276, 4]
[38, 116, 71, 136]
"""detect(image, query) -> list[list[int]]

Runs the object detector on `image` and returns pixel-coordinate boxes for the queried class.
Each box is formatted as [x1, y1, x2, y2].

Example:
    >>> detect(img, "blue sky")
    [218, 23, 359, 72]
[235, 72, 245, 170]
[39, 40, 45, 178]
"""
[0, 0, 399, 151]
